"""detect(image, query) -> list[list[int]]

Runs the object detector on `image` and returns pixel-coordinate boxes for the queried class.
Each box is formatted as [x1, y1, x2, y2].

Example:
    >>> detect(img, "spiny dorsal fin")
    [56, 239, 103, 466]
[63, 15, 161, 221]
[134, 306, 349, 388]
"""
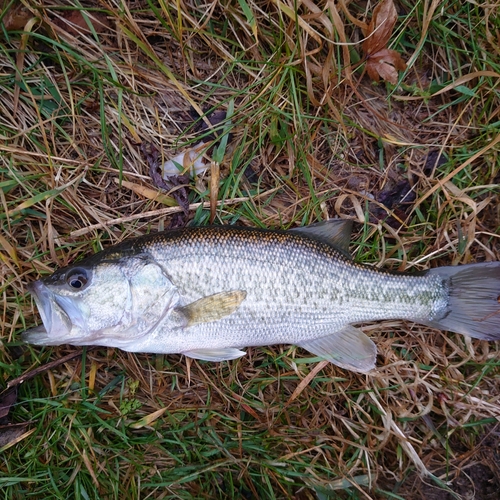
[176, 290, 247, 327]
[290, 220, 353, 257]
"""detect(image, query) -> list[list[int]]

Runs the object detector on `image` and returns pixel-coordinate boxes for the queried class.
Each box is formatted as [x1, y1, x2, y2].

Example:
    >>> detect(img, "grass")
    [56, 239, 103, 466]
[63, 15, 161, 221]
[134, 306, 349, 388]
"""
[1, 0, 499, 498]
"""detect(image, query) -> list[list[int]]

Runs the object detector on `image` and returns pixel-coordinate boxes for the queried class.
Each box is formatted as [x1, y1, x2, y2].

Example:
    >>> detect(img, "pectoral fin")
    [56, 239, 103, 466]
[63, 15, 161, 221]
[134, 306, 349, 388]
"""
[298, 325, 376, 373]
[183, 348, 246, 362]
[176, 290, 247, 327]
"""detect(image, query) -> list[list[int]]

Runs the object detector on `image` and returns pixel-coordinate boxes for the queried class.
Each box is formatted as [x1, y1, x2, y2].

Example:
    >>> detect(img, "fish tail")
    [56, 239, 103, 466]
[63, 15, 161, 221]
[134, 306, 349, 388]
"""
[425, 262, 500, 340]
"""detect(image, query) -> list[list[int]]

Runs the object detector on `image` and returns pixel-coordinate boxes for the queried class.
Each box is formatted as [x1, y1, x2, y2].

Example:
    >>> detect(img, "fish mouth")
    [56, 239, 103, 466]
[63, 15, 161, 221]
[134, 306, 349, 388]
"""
[22, 280, 74, 345]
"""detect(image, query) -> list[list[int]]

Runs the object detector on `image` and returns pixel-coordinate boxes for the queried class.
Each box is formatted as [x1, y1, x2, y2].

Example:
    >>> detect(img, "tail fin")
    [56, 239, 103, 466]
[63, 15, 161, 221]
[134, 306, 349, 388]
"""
[425, 262, 500, 340]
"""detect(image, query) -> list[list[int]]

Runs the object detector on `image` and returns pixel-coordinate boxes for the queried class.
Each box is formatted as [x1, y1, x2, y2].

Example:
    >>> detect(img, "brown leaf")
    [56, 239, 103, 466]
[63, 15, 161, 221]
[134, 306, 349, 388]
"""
[53, 11, 110, 38]
[0, 387, 17, 422]
[1, 2, 33, 31]
[363, 0, 398, 55]
[366, 48, 407, 85]
[0, 423, 31, 449]
[362, 0, 406, 84]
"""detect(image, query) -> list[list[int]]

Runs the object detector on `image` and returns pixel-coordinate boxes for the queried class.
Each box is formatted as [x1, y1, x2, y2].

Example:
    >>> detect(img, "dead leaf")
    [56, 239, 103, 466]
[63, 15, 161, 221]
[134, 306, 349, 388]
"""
[1, 2, 33, 31]
[53, 10, 110, 38]
[114, 178, 177, 207]
[362, 0, 406, 84]
[366, 48, 407, 85]
[363, 0, 398, 55]
[371, 177, 416, 228]
[0, 231, 20, 268]
[140, 142, 190, 226]
[0, 386, 35, 451]
[0, 423, 33, 450]
[129, 408, 169, 429]
[0, 387, 17, 422]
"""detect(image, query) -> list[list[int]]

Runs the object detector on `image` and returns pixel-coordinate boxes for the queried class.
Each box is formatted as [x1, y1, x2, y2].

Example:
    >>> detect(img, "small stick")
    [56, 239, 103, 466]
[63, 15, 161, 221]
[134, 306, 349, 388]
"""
[6, 348, 97, 390]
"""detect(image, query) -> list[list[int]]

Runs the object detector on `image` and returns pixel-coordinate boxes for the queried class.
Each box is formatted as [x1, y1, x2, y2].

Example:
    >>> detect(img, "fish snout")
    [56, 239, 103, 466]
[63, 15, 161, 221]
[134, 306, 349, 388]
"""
[23, 280, 74, 344]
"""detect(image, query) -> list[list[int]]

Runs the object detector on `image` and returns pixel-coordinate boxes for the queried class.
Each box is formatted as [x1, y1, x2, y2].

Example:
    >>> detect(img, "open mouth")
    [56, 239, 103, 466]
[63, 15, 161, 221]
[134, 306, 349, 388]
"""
[22, 281, 73, 345]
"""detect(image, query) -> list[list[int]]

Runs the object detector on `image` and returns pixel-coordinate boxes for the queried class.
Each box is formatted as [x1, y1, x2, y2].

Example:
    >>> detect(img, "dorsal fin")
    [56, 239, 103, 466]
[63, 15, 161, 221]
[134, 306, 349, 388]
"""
[290, 220, 353, 257]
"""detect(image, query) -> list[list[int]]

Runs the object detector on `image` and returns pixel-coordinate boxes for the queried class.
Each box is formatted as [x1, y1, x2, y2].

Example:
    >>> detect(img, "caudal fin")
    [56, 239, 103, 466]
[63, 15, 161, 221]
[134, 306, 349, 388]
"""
[425, 262, 500, 340]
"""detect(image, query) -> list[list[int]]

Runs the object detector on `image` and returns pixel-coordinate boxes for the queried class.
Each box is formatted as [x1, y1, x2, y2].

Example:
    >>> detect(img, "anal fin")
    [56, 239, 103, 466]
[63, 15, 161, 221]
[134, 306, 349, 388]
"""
[183, 348, 246, 362]
[297, 325, 376, 373]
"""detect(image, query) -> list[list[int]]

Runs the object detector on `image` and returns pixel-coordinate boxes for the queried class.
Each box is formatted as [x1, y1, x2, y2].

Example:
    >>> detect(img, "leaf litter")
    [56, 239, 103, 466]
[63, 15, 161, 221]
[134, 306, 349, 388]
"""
[362, 0, 407, 84]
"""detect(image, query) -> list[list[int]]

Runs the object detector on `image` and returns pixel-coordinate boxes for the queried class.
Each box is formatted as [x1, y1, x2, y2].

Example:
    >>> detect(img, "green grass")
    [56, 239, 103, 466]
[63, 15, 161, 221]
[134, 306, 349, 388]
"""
[1, 0, 499, 498]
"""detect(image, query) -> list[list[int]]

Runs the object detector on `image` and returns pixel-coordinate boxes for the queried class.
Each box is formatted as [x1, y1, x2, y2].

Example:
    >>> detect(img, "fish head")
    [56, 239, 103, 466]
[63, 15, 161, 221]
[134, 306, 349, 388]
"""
[23, 254, 178, 348]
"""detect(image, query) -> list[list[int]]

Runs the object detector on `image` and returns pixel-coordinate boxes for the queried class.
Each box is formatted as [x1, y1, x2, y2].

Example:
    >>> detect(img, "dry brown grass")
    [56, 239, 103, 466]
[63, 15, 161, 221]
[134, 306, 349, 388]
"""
[1, 0, 499, 498]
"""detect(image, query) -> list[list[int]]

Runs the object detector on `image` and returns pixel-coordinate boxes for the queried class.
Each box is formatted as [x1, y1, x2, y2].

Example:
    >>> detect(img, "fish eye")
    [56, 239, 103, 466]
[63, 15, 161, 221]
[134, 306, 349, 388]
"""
[66, 268, 89, 290]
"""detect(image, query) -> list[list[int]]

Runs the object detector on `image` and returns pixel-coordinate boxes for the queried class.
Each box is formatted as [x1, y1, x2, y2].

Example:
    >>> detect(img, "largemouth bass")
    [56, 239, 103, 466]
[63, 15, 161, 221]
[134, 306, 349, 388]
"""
[22, 221, 500, 372]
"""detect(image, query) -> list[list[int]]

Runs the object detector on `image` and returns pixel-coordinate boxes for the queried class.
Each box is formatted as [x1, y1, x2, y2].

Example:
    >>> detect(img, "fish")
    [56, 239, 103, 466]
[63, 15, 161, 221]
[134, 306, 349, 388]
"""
[22, 220, 500, 373]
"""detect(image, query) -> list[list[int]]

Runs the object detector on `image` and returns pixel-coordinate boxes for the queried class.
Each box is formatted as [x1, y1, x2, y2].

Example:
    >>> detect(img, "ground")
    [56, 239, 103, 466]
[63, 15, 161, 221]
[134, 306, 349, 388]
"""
[0, 0, 499, 498]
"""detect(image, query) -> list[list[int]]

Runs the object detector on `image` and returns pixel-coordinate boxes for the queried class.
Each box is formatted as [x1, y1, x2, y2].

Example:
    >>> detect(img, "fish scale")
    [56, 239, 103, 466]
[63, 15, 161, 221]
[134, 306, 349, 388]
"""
[23, 221, 500, 373]
[133, 227, 446, 346]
